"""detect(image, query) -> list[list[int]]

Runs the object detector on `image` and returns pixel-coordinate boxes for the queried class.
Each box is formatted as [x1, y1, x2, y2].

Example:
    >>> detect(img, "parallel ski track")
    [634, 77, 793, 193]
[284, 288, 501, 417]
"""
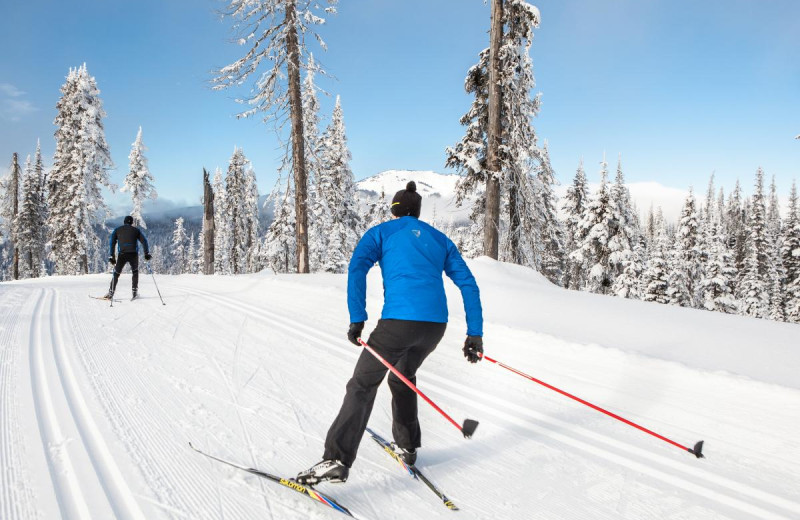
[0, 289, 39, 520]
[29, 289, 93, 519]
[47, 290, 147, 520]
[62, 289, 260, 519]
[171, 282, 800, 520]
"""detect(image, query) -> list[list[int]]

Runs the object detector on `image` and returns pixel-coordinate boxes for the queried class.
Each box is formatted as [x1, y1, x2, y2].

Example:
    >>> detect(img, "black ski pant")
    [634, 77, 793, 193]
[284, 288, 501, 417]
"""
[110, 252, 139, 294]
[323, 319, 447, 467]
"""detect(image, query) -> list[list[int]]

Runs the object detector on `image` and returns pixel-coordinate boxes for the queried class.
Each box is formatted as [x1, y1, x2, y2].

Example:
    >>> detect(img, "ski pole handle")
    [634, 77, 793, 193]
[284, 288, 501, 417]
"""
[358, 338, 479, 438]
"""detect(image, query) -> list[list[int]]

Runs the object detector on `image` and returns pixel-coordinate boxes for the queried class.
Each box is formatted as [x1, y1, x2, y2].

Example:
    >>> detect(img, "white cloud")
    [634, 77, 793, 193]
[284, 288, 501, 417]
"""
[0, 83, 24, 97]
[0, 83, 37, 121]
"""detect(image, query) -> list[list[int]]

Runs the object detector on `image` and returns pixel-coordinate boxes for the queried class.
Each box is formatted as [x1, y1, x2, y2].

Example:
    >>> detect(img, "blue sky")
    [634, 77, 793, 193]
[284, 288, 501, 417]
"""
[1, 0, 798, 212]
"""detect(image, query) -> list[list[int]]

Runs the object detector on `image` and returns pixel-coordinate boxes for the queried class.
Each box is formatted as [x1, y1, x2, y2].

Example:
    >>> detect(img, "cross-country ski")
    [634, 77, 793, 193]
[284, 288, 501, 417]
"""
[366, 427, 459, 511]
[189, 443, 355, 517]
[88, 295, 121, 302]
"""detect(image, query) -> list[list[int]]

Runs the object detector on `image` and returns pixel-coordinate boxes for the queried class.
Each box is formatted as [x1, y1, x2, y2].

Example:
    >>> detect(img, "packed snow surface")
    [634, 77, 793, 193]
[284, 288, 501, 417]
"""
[1, 258, 799, 519]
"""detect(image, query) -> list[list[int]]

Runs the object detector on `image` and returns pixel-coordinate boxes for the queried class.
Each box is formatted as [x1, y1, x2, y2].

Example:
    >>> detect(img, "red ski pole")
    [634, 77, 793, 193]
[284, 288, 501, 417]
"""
[479, 353, 704, 458]
[358, 338, 479, 438]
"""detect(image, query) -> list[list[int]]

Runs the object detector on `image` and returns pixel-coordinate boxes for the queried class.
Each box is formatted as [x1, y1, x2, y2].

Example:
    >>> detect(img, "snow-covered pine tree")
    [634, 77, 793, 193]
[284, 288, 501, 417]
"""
[500, 2, 543, 268]
[187, 233, 197, 274]
[14, 154, 48, 278]
[641, 207, 670, 304]
[224, 148, 253, 274]
[668, 188, 700, 307]
[561, 160, 589, 290]
[171, 217, 189, 274]
[697, 173, 716, 273]
[363, 186, 389, 230]
[34, 142, 48, 274]
[121, 127, 157, 229]
[696, 174, 736, 313]
[726, 179, 747, 276]
[700, 218, 738, 314]
[766, 176, 786, 321]
[195, 234, 205, 275]
[613, 235, 645, 300]
[737, 168, 771, 318]
[767, 175, 782, 239]
[608, 155, 637, 289]
[716, 186, 726, 234]
[302, 53, 324, 185]
[263, 175, 297, 273]
[768, 258, 786, 322]
[302, 53, 328, 272]
[570, 156, 619, 294]
[308, 185, 332, 271]
[533, 141, 564, 284]
[446, 0, 542, 262]
[0, 152, 21, 279]
[148, 244, 164, 274]
[316, 95, 361, 273]
[782, 181, 800, 323]
[244, 163, 260, 272]
[213, 0, 338, 274]
[48, 64, 114, 275]
[212, 167, 230, 274]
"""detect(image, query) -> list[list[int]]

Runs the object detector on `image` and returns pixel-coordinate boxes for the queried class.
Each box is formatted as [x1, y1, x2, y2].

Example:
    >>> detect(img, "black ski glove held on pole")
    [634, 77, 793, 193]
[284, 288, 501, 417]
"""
[108, 256, 116, 265]
[144, 253, 152, 261]
[463, 336, 483, 363]
[347, 322, 364, 346]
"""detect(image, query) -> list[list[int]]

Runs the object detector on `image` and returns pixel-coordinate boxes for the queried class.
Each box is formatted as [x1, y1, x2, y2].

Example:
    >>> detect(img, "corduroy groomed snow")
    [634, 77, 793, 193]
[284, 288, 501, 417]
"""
[390, 181, 422, 218]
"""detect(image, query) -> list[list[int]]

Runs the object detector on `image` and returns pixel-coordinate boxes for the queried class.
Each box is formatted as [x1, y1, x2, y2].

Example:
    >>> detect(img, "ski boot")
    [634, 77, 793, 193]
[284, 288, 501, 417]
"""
[131, 288, 139, 301]
[392, 444, 417, 466]
[295, 459, 349, 485]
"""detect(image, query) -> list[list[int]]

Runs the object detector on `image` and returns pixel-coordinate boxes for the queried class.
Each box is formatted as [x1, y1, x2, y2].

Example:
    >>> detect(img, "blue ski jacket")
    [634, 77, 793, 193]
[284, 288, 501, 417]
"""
[347, 216, 483, 336]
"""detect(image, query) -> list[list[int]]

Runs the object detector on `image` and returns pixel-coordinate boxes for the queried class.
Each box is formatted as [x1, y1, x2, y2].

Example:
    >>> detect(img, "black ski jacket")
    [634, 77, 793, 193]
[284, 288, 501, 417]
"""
[109, 224, 150, 256]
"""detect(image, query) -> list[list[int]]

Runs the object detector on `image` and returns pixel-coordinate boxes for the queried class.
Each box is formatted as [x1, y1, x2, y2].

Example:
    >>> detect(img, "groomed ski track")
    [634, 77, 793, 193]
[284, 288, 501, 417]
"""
[0, 267, 798, 520]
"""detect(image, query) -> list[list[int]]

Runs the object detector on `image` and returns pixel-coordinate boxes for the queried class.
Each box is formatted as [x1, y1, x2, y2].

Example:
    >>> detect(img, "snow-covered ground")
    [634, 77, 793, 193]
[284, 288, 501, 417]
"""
[1, 259, 798, 519]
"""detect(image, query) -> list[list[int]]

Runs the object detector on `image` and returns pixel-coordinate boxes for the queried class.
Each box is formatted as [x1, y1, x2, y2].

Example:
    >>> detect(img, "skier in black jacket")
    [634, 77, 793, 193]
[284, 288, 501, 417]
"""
[105, 215, 151, 300]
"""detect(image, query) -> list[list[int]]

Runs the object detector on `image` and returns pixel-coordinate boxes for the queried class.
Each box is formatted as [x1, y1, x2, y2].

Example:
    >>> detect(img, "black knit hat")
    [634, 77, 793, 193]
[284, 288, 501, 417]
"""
[391, 181, 422, 218]
[124, 215, 134, 225]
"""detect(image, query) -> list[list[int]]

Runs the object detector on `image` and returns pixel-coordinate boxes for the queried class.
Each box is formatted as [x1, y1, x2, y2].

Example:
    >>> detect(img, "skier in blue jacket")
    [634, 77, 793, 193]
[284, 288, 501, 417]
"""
[297, 181, 484, 485]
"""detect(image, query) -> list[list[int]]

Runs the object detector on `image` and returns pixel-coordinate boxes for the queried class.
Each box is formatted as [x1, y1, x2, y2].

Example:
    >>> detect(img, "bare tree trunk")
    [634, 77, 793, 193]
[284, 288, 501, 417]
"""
[202, 168, 215, 275]
[484, 0, 503, 260]
[286, 0, 310, 273]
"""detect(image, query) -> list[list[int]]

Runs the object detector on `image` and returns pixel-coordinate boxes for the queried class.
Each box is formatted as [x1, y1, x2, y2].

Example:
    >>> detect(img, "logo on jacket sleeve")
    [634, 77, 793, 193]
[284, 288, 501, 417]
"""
[412, 229, 421, 238]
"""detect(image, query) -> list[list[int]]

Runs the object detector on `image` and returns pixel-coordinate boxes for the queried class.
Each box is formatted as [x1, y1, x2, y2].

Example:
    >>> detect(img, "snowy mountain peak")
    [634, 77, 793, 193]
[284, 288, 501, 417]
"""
[356, 170, 462, 198]
[356, 170, 471, 224]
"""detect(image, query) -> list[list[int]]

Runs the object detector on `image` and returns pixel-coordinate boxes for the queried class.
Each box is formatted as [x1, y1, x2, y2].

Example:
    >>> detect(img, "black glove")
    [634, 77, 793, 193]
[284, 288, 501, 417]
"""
[463, 336, 483, 363]
[144, 253, 152, 261]
[108, 256, 116, 265]
[347, 322, 365, 346]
